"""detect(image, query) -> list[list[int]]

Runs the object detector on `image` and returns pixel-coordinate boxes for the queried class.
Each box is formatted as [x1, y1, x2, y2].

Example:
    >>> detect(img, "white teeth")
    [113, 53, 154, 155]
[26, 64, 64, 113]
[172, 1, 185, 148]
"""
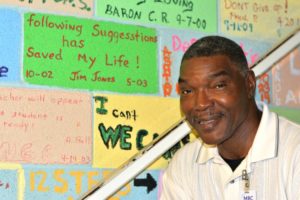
[199, 119, 214, 125]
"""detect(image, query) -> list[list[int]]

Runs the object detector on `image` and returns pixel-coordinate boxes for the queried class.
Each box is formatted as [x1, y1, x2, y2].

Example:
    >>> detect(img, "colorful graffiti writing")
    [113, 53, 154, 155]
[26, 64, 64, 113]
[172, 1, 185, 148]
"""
[258, 73, 271, 103]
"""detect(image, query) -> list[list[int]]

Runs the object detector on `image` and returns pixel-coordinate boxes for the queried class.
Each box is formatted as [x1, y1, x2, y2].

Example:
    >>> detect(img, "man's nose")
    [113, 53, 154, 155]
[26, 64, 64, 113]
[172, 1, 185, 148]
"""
[194, 89, 213, 110]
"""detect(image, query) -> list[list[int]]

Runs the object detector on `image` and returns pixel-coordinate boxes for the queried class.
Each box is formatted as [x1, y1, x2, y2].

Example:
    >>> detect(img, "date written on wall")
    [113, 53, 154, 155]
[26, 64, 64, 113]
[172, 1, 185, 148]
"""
[25, 70, 149, 88]
[19, 0, 91, 11]
[25, 50, 148, 88]
[104, 2, 207, 30]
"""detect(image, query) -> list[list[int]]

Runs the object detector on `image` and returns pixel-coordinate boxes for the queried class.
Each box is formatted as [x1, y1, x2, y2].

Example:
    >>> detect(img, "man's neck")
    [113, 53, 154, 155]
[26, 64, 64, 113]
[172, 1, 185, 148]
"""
[218, 105, 262, 159]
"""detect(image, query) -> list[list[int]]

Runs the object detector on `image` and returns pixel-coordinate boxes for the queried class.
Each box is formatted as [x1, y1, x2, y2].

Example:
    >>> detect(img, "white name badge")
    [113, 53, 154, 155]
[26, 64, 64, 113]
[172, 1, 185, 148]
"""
[241, 190, 256, 200]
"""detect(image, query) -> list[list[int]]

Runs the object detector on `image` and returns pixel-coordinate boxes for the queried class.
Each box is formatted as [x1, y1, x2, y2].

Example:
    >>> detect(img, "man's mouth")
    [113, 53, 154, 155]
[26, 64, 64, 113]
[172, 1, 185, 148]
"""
[198, 119, 216, 125]
[191, 113, 224, 129]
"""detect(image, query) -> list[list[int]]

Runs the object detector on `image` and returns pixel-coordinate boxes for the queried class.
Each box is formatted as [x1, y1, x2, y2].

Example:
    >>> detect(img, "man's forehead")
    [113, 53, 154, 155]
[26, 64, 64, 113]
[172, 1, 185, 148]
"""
[179, 54, 245, 76]
[178, 68, 231, 83]
[180, 56, 236, 73]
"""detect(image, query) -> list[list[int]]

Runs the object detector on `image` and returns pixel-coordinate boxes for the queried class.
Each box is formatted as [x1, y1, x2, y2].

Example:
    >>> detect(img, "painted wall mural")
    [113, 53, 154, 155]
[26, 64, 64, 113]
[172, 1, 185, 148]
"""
[0, 0, 299, 199]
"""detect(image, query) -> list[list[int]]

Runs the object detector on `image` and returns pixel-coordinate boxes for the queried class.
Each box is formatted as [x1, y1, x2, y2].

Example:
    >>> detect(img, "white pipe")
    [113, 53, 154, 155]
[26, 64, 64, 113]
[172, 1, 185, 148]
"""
[80, 118, 191, 200]
[252, 29, 300, 77]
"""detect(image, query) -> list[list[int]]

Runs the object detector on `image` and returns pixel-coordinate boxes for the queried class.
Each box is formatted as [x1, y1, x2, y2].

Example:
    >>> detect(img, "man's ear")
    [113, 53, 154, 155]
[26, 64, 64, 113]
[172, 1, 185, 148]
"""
[246, 70, 256, 98]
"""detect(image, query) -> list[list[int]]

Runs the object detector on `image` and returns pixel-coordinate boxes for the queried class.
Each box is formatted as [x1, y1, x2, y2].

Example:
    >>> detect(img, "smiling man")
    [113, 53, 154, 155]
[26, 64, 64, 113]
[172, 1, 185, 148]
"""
[160, 36, 300, 199]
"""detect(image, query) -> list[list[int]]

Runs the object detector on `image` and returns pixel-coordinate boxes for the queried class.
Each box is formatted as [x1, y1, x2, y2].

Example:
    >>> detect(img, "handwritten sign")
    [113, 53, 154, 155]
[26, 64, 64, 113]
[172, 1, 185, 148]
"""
[96, 0, 217, 32]
[23, 13, 158, 94]
[93, 94, 194, 169]
[24, 165, 100, 200]
[220, 0, 300, 40]
[25, 165, 101, 199]
[0, 0, 93, 16]
[0, 9, 21, 82]
[23, 165, 160, 199]
[272, 47, 300, 107]
[0, 87, 92, 164]
[158, 30, 271, 97]
[158, 30, 203, 97]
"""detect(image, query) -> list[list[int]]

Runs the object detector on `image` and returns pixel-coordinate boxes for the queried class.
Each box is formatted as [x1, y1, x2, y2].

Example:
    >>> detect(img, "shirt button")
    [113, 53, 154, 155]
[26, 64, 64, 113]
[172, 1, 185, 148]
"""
[230, 180, 235, 184]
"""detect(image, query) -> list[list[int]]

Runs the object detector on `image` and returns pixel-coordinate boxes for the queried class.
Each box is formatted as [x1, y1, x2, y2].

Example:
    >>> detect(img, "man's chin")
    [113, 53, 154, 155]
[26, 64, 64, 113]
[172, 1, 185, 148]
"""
[196, 129, 224, 145]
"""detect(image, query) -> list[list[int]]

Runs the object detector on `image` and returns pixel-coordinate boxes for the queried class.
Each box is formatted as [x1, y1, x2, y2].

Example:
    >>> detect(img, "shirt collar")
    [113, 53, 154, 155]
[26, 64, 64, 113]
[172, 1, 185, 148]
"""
[196, 102, 279, 164]
[248, 102, 278, 162]
[196, 143, 217, 164]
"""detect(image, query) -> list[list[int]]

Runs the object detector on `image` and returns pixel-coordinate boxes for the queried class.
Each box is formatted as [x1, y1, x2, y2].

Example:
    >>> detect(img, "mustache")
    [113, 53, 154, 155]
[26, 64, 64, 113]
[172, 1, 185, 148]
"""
[189, 112, 224, 123]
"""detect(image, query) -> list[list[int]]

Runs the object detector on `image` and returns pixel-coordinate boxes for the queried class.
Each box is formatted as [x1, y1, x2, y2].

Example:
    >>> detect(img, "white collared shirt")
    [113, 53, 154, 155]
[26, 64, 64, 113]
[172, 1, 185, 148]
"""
[160, 103, 300, 200]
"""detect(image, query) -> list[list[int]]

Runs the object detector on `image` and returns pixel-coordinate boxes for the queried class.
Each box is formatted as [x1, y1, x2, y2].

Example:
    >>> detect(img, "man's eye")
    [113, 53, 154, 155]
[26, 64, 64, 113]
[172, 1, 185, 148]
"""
[215, 82, 226, 89]
[180, 89, 192, 95]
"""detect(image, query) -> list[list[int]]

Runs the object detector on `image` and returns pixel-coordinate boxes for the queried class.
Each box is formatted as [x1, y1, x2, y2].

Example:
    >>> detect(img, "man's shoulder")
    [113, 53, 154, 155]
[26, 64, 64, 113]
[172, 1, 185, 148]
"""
[278, 116, 300, 134]
[165, 139, 202, 175]
[172, 139, 202, 162]
[278, 116, 300, 149]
